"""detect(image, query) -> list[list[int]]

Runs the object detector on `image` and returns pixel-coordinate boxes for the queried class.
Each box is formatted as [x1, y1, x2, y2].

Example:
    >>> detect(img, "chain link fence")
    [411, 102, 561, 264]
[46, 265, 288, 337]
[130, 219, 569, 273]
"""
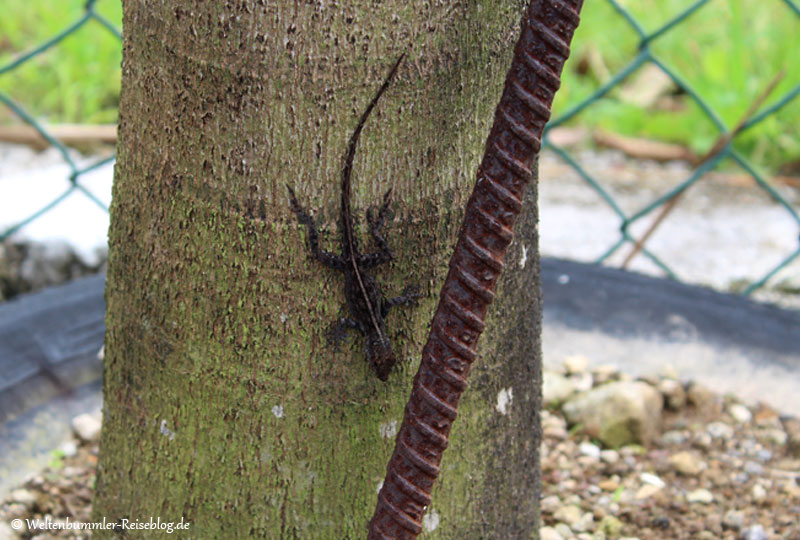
[0, 0, 118, 241]
[1, 0, 798, 297]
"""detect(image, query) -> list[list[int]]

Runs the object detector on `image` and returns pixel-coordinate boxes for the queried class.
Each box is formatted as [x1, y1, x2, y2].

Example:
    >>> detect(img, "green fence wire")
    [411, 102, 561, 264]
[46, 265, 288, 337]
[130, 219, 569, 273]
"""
[544, 0, 800, 296]
[1, 0, 798, 297]
[0, 0, 119, 240]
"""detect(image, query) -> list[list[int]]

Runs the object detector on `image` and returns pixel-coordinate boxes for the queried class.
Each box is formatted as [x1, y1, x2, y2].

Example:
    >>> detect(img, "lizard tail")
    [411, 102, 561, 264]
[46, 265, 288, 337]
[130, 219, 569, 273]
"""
[341, 53, 405, 221]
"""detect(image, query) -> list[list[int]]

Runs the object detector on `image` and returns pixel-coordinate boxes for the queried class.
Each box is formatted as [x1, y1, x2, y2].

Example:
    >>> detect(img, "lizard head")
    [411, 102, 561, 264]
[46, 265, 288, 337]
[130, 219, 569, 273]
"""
[366, 333, 396, 382]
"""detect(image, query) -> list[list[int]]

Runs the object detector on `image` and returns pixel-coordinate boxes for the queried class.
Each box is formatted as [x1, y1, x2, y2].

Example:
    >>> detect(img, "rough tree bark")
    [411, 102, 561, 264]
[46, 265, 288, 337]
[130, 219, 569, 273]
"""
[93, 1, 543, 538]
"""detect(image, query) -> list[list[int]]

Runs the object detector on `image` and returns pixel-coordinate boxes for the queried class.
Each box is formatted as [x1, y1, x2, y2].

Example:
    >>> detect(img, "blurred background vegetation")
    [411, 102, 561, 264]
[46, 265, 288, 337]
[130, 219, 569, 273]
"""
[0, 0, 797, 173]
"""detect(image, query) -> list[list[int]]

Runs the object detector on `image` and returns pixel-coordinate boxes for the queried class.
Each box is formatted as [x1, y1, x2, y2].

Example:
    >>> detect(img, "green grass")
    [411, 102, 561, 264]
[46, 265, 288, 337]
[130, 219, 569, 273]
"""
[554, 0, 800, 172]
[0, 0, 798, 171]
[0, 0, 122, 125]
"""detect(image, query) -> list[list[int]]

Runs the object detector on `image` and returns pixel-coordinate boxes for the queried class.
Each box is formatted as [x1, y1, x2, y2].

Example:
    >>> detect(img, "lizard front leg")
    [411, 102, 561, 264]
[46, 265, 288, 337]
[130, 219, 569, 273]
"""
[287, 185, 346, 270]
[359, 188, 395, 269]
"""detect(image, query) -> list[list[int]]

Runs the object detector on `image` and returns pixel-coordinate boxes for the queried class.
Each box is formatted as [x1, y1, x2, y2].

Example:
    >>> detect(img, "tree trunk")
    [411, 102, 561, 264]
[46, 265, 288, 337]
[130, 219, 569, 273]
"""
[93, 1, 542, 538]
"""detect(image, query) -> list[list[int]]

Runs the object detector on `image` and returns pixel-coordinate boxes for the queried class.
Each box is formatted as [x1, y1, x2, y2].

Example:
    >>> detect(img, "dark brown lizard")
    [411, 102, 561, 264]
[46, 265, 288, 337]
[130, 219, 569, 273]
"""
[287, 54, 419, 381]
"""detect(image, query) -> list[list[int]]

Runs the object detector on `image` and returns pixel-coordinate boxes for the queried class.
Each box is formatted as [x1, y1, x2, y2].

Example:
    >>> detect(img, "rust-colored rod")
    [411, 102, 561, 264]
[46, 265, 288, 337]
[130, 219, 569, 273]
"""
[367, 1, 584, 538]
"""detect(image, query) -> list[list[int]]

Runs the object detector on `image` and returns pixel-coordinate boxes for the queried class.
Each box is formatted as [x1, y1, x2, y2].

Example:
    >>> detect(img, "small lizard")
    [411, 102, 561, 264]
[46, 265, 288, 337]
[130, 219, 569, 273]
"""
[287, 54, 419, 381]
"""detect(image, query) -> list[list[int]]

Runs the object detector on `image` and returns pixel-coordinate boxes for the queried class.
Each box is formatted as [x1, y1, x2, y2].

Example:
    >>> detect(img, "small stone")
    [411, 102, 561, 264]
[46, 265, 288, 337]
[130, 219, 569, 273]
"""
[659, 430, 687, 446]
[743, 461, 765, 475]
[741, 524, 768, 540]
[0, 522, 21, 540]
[541, 495, 562, 514]
[597, 479, 619, 492]
[669, 451, 705, 476]
[10, 488, 36, 506]
[543, 414, 569, 440]
[598, 515, 623, 536]
[686, 488, 714, 504]
[592, 364, 620, 385]
[639, 472, 665, 488]
[756, 428, 787, 445]
[562, 381, 663, 447]
[554, 505, 583, 526]
[59, 439, 78, 457]
[571, 513, 594, 533]
[544, 372, 578, 406]
[555, 523, 574, 539]
[658, 379, 686, 410]
[687, 384, 720, 413]
[564, 355, 589, 374]
[570, 372, 594, 393]
[634, 484, 662, 499]
[721, 510, 744, 531]
[541, 527, 565, 540]
[751, 484, 767, 501]
[706, 421, 733, 440]
[71, 412, 102, 442]
[692, 432, 712, 450]
[600, 449, 619, 464]
[728, 404, 752, 423]
[579, 442, 601, 459]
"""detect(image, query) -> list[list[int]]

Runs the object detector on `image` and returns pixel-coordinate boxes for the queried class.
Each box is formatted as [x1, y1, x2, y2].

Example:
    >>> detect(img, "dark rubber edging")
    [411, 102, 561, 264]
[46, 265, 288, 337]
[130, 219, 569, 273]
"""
[0, 260, 798, 495]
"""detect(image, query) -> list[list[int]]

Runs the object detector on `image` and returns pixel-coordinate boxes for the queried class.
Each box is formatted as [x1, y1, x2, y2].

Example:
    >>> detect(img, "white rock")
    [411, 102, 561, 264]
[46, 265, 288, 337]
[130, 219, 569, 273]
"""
[571, 512, 594, 533]
[10, 488, 36, 505]
[600, 449, 619, 464]
[562, 381, 663, 447]
[722, 509, 745, 531]
[544, 372, 577, 406]
[554, 523, 575, 539]
[639, 472, 665, 488]
[553, 505, 583, 526]
[579, 442, 601, 459]
[71, 412, 102, 442]
[59, 439, 79, 457]
[634, 484, 662, 499]
[706, 421, 734, 440]
[742, 524, 768, 540]
[686, 488, 714, 504]
[543, 413, 569, 440]
[669, 451, 705, 476]
[751, 483, 767, 501]
[659, 430, 687, 446]
[728, 404, 753, 423]
[757, 428, 787, 445]
[541, 495, 562, 514]
[0, 522, 21, 540]
[657, 379, 686, 410]
[541, 527, 565, 540]
[564, 355, 589, 374]
[570, 372, 594, 393]
[592, 364, 620, 384]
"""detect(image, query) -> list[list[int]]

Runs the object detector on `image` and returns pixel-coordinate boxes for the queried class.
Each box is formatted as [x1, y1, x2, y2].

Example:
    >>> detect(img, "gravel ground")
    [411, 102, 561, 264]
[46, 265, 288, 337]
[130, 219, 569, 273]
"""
[1, 362, 798, 540]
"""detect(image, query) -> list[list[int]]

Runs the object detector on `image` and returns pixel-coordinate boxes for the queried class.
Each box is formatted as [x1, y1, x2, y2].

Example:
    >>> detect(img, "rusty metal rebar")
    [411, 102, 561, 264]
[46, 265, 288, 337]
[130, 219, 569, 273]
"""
[366, 1, 584, 538]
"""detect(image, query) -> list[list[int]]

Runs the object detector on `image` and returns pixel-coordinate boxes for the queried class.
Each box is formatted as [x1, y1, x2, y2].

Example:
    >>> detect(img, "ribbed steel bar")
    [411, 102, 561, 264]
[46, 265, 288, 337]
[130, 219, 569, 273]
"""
[367, 1, 584, 538]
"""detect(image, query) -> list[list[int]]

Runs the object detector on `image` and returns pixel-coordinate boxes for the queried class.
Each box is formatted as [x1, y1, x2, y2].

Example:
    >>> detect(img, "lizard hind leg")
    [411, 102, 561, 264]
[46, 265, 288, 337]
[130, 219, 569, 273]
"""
[326, 317, 363, 350]
[286, 184, 346, 270]
[360, 188, 395, 268]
